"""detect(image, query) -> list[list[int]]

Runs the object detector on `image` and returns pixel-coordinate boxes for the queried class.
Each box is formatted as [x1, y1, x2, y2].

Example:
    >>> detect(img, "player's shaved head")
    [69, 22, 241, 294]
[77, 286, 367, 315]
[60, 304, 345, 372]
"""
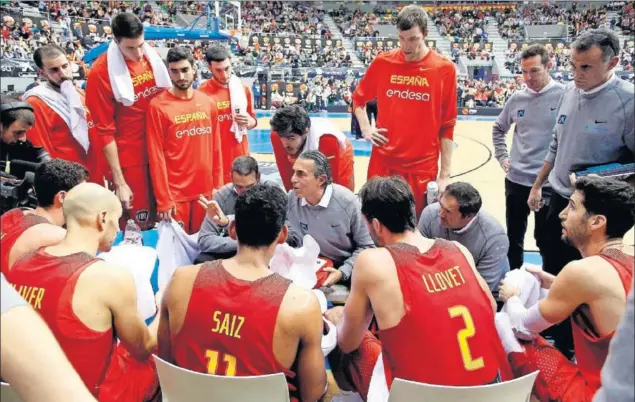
[63, 183, 121, 227]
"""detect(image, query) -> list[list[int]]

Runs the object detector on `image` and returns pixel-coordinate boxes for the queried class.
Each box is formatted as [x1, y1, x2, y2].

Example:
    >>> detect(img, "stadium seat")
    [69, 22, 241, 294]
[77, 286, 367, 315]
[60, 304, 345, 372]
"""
[153, 355, 291, 402]
[0, 382, 22, 402]
[387, 371, 539, 402]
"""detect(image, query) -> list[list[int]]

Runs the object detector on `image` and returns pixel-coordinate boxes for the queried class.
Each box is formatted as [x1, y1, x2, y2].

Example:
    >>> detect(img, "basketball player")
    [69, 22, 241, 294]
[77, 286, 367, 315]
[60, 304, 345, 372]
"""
[158, 184, 327, 402]
[352, 5, 457, 216]
[86, 12, 169, 229]
[6, 183, 160, 401]
[270, 105, 355, 192]
[1, 159, 87, 275]
[327, 177, 509, 400]
[199, 46, 257, 184]
[147, 46, 222, 233]
[499, 176, 634, 402]
[24, 44, 106, 183]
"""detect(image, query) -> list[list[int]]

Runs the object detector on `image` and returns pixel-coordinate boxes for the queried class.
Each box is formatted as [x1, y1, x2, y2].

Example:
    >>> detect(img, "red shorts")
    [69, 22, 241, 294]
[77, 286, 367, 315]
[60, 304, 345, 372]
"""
[509, 336, 598, 402]
[99, 343, 160, 402]
[118, 164, 156, 230]
[329, 331, 382, 401]
[173, 194, 211, 234]
[367, 154, 436, 217]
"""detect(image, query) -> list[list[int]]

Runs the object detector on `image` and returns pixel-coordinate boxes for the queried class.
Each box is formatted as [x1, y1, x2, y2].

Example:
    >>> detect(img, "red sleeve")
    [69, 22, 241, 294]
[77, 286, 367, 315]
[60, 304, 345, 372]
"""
[352, 57, 381, 110]
[211, 103, 223, 189]
[24, 97, 55, 153]
[245, 85, 257, 123]
[85, 58, 117, 150]
[440, 64, 458, 140]
[318, 135, 341, 187]
[145, 99, 173, 212]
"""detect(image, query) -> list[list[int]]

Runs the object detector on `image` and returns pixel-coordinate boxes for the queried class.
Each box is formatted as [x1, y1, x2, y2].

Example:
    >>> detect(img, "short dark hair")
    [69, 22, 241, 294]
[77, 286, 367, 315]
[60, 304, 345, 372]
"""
[205, 45, 229, 64]
[359, 176, 417, 234]
[572, 29, 620, 63]
[298, 150, 332, 188]
[34, 159, 88, 208]
[444, 182, 482, 218]
[231, 156, 259, 177]
[270, 105, 311, 137]
[521, 44, 550, 66]
[166, 46, 193, 66]
[111, 12, 144, 39]
[0, 96, 35, 128]
[33, 44, 66, 69]
[396, 5, 428, 35]
[234, 184, 287, 247]
[575, 176, 635, 239]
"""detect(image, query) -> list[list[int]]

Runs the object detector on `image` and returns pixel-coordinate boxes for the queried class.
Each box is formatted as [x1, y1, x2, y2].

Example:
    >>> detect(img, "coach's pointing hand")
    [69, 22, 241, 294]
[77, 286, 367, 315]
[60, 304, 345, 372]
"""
[362, 127, 389, 146]
[198, 195, 230, 227]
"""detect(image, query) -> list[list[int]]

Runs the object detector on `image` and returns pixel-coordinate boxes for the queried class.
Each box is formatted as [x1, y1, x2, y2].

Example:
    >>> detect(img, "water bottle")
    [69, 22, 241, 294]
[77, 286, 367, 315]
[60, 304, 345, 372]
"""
[426, 181, 439, 206]
[122, 219, 143, 246]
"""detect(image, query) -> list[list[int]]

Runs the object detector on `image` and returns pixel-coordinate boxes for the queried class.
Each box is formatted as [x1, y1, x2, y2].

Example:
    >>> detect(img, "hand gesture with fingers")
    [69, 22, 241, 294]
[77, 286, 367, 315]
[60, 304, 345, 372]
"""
[198, 195, 229, 227]
[362, 127, 388, 146]
[116, 182, 134, 210]
[322, 267, 343, 287]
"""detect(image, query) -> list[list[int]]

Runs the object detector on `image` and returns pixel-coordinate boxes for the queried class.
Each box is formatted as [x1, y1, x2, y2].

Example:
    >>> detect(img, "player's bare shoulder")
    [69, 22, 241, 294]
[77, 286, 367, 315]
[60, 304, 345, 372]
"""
[355, 247, 396, 282]
[279, 282, 322, 332]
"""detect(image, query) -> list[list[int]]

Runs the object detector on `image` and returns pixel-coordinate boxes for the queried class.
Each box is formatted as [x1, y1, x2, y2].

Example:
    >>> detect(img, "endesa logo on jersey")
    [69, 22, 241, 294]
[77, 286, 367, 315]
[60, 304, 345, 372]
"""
[218, 113, 235, 122]
[133, 85, 159, 102]
[175, 126, 213, 139]
[386, 88, 431, 102]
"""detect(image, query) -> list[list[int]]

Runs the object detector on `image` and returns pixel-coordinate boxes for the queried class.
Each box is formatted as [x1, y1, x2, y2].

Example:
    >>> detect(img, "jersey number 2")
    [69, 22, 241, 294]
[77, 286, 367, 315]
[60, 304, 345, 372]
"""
[448, 305, 485, 371]
[206, 350, 237, 376]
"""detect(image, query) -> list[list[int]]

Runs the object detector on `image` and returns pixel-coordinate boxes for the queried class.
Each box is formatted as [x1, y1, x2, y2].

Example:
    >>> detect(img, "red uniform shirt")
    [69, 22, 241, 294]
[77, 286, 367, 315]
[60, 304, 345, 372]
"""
[171, 261, 298, 399]
[6, 250, 115, 397]
[146, 90, 223, 212]
[25, 89, 107, 183]
[199, 79, 255, 184]
[378, 240, 507, 387]
[571, 248, 633, 393]
[352, 49, 457, 174]
[85, 53, 161, 168]
[271, 131, 355, 192]
[0, 209, 49, 275]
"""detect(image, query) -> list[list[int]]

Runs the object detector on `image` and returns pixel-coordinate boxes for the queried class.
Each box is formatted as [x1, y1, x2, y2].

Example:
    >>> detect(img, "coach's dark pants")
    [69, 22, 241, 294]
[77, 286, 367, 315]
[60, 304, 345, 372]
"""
[505, 179, 550, 270]
[540, 190, 582, 360]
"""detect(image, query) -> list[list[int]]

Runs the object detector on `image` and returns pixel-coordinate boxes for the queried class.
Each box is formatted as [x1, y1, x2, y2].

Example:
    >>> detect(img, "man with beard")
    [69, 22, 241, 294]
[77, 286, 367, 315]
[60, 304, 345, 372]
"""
[6, 183, 160, 401]
[147, 47, 223, 234]
[270, 105, 355, 192]
[23, 45, 105, 184]
[199, 46, 257, 185]
[499, 176, 634, 402]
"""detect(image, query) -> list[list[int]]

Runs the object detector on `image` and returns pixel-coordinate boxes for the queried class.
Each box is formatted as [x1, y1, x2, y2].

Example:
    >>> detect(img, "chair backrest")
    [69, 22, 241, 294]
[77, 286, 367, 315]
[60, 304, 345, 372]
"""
[153, 355, 291, 402]
[388, 371, 539, 402]
[1, 382, 23, 402]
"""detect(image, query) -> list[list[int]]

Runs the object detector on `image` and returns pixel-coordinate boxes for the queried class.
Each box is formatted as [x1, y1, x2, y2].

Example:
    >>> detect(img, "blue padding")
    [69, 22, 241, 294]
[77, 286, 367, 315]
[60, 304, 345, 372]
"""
[524, 251, 543, 266]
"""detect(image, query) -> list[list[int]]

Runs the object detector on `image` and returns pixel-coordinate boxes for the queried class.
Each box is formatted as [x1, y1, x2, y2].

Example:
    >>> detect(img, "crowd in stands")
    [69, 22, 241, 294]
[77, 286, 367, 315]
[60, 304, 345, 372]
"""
[457, 77, 521, 108]
[241, 2, 329, 37]
[266, 75, 352, 111]
[328, 4, 397, 38]
[431, 6, 489, 45]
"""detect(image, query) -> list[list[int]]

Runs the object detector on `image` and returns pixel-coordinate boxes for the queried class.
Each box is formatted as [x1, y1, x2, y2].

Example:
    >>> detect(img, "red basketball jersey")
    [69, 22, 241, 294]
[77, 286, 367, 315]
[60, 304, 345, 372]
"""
[378, 240, 508, 387]
[171, 261, 299, 399]
[571, 248, 634, 392]
[0, 209, 49, 275]
[7, 250, 115, 397]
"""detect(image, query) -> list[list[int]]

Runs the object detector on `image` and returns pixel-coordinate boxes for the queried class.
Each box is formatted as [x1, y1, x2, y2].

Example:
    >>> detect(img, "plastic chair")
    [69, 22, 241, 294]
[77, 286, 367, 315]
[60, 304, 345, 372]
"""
[153, 355, 290, 402]
[0, 382, 23, 402]
[388, 371, 539, 402]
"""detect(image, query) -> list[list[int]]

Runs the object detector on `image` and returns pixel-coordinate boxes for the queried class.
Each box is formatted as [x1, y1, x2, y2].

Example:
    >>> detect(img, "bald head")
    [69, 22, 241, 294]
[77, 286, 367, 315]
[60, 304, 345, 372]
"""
[63, 183, 122, 227]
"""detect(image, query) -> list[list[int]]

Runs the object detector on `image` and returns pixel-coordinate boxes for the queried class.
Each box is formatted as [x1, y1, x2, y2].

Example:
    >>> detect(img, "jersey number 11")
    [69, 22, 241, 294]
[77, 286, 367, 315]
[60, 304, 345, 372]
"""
[448, 305, 485, 371]
[206, 349, 238, 376]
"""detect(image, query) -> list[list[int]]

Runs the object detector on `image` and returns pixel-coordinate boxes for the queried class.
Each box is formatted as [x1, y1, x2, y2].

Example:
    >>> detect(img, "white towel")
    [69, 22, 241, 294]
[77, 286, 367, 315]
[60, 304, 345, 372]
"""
[23, 82, 90, 152]
[500, 266, 542, 315]
[305, 117, 348, 153]
[156, 221, 199, 290]
[106, 40, 171, 107]
[228, 75, 248, 143]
